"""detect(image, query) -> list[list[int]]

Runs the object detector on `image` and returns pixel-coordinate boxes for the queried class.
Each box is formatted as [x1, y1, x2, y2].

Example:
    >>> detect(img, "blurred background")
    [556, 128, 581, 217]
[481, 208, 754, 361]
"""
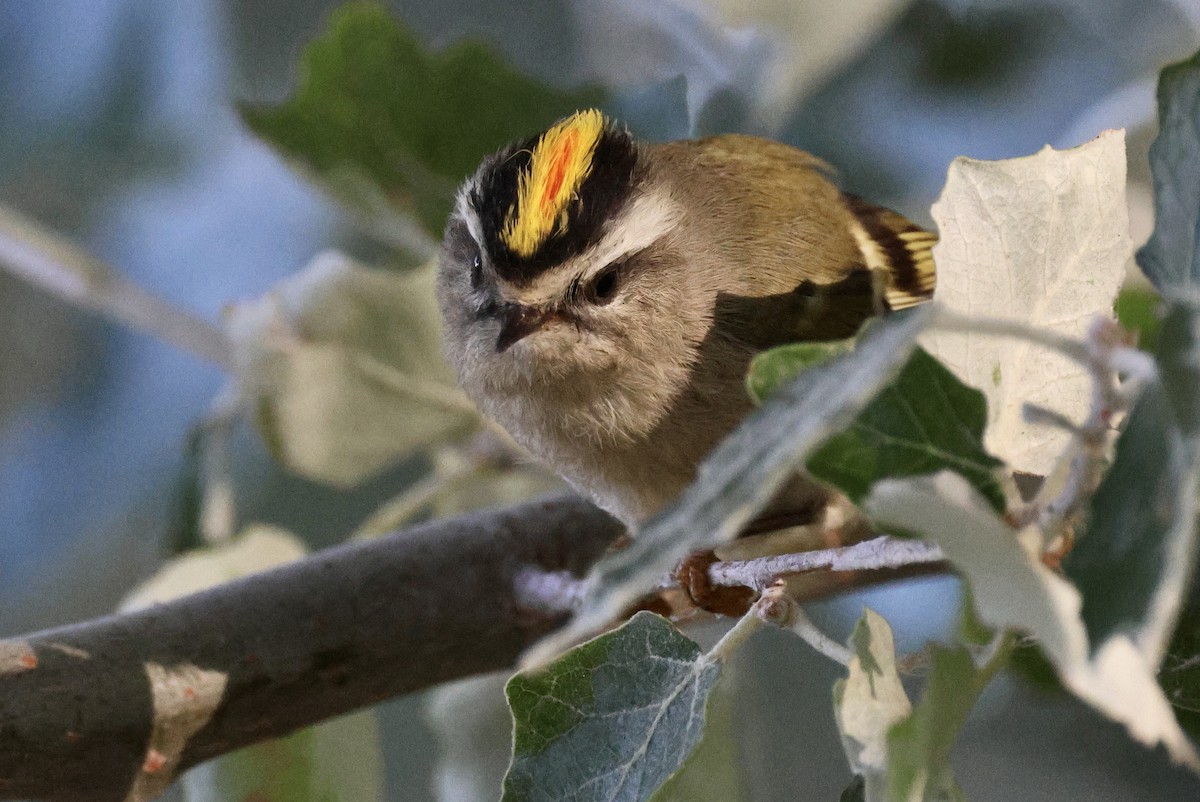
[2, 0, 1200, 799]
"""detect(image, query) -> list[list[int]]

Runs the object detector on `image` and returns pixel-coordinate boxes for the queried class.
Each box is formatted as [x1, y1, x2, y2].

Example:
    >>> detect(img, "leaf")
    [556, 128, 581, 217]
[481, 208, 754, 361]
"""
[121, 525, 308, 610]
[807, 348, 1005, 512]
[1156, 296, 1200, 439]
[182, 709, 385, 802]
[840, 775, 867, 802]
[833, 609, 912, 800]
[225, 252, 478, 487]
[1161, 598, 1200, 742]
[1114, 286, 1163, 353]
[1137, 48, 1200, 292]
[745, 339, 853, 404]
[241, 2, 603, 244]
[1066, 296, 1200, 727]
[1063, 382, 1200, 650]
[885, 646, 975, 802]
[864, 471, 1200, 767]
[504, 612, 721, 802]
[649, 672, 749, 802]
[921, 129, 1130, 474]
[528, 307, 933, 665]
[428, 673, 515, 802]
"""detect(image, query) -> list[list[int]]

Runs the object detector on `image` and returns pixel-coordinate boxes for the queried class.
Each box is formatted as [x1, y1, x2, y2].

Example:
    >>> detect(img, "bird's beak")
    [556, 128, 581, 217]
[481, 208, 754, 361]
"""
[495, 304, 559, 352]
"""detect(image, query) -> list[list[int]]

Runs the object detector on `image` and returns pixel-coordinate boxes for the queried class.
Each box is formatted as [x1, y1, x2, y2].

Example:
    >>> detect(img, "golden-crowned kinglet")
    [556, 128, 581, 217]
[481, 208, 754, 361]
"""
[437, 109, 935, 529]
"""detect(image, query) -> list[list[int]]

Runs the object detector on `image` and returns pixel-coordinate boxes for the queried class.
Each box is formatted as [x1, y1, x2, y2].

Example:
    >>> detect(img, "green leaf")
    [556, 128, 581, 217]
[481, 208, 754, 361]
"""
[1155, 296, 1200, 438]
[182, 710, 384, 802]
[833, 609, 912, 800]
[1063, 383, 1197, 646]
[503, 612, 721, 802]
[649, 671, 749, 802]
[1160, 597, 1200, 742]
[745, 339, 853, 404]
[864, 471, 1200, 766]
[1137, 48, 1200, 291]
[807, 348, 1006, 513]
[840, 776, 866, 802]
[1114, 286, 1163, 353]
[241, 2, 604, 244]
[1065, 296, 1200, 650]
[530, 307, 933, 664]
[226, 253, 478, 487]
[885, 646, 975, 802]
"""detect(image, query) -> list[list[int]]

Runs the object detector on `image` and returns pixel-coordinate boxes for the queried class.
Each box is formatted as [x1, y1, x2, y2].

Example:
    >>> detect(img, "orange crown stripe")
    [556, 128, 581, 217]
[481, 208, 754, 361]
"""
[502, 110, 607, 258]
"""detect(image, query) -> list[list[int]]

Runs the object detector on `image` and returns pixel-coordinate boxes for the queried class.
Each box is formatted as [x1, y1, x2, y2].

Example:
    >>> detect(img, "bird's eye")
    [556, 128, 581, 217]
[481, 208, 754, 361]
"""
[470, 253, 483, 289]
[587, 264, 620, 305]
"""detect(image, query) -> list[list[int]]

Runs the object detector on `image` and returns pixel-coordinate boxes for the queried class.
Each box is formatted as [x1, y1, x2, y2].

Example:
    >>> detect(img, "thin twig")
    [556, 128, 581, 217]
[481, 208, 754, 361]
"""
[934, 308, 1158, 550]
[706, 536, 945, 591]
[0, 205, 232, 367]
[752, 582, 853, 665]
[353, 354, 480, 416]
[972, 630, 1011, 672]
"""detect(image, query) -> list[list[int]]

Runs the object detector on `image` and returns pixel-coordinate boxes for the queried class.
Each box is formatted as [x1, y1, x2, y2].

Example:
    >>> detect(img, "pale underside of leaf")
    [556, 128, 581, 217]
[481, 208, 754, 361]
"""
[225, 253, 478, 486]
[121, 525, 307, 612]
[864, 471, 1199, 767]
[834, 608, 912, 800]
[921, 129, 1130, 475]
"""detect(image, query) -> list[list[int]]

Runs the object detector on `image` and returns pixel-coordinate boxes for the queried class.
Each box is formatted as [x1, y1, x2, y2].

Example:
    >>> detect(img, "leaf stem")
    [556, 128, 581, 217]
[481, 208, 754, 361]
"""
[706, 603, 766, 663]
[783, 604, 854, 666]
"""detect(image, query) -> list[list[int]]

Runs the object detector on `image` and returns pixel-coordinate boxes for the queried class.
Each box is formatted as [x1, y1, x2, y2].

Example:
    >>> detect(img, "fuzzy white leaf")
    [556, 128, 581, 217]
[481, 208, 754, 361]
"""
[864, 471, 1199, 768]
[922, 130, 1131, 474]
[225, 252, 478, 487]
[121, 525, 308, 611]
[834, 608, 912, 800]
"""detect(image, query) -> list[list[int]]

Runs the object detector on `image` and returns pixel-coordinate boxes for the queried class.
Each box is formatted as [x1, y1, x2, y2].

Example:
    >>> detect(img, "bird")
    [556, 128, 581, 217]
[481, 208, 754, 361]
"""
[436, 109, 935, 531]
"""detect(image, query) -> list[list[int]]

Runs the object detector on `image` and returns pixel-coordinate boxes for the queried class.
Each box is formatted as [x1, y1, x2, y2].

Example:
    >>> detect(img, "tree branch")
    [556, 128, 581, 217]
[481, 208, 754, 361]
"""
[0, 495, 623, 802]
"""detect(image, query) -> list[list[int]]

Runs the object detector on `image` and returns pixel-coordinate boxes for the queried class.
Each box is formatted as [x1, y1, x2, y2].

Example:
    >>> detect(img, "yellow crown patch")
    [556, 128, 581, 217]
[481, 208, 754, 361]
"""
[502, 109, 607, 258]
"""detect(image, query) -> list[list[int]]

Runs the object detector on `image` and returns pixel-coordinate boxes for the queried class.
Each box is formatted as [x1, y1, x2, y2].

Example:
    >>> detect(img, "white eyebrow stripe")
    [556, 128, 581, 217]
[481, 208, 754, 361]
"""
[507, 191, 682, 306]
[455, 184, 486, 255]
[581, 191, 681, 280]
